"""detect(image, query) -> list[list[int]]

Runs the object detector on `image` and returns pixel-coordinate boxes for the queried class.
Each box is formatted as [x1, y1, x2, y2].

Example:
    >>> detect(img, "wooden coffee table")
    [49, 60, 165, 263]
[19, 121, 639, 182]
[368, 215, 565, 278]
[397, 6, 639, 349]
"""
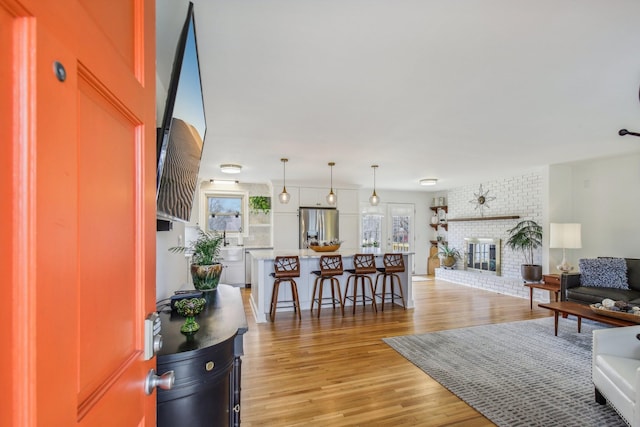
[538, 301, 638, 336]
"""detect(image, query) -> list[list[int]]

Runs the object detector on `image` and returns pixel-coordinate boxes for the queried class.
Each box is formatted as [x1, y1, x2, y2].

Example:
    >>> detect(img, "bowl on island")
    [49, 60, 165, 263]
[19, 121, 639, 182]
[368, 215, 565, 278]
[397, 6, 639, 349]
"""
[308, 240, 342, 252]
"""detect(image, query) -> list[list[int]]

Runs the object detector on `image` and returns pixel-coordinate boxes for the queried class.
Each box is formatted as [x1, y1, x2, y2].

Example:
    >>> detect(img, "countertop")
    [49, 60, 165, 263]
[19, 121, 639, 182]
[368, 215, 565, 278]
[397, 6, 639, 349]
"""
[247, 248, 415, 260]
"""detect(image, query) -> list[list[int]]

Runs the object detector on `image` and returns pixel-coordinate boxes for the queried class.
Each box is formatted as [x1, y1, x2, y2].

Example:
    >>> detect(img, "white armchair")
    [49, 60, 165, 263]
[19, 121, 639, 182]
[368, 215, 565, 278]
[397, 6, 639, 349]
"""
[593, 325, 640, 426]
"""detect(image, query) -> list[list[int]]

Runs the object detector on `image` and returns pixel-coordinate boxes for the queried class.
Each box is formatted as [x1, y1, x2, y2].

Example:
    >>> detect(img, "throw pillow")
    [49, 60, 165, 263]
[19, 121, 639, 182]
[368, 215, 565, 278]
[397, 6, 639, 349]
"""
[579, 258, 628, 289]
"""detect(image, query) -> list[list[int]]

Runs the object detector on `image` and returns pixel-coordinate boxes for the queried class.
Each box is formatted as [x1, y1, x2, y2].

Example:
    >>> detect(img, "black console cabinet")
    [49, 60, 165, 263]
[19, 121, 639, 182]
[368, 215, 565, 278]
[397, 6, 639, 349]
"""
[157, 285, 248, 426]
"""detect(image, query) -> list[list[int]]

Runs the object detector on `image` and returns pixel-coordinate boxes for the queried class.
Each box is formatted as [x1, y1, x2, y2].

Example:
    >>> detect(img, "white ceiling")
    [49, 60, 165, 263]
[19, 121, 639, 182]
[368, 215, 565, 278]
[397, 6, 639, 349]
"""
[157, 0, 640, 192]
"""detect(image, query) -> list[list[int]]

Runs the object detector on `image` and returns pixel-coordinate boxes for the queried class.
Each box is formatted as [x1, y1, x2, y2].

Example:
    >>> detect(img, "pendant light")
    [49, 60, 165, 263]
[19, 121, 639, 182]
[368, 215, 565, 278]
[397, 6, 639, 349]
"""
[369, 164, 380, 206]
[278, 158, 290, 204]
[326, 162, 337, 205]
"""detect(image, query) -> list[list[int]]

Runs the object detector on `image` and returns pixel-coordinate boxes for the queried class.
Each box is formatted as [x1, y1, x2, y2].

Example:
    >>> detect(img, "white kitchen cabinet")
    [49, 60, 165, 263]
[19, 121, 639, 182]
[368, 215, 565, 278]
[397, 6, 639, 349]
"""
[220, 247, 245, 285]
[336, 189, 359, 214]
[273, 212, 299, 249]
[299, 187, 334, 208]
[272, 185, 299, 213]
[220, 261, 245, 285]
[339, 214, 360, 250]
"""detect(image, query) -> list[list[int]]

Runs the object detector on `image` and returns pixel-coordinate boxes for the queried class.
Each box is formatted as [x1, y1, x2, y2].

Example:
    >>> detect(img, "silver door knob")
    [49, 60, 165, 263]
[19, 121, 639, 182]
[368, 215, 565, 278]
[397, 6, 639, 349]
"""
[144, 369, 175, 395]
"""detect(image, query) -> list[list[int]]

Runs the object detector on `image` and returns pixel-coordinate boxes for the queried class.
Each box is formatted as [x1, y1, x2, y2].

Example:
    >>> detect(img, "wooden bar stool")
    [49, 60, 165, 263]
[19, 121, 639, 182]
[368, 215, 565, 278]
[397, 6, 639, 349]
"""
[374, 253, 407, 311]
[343, 253, 378, 314]
[310, 255, 344, 317]
[269, 256, 301, 321]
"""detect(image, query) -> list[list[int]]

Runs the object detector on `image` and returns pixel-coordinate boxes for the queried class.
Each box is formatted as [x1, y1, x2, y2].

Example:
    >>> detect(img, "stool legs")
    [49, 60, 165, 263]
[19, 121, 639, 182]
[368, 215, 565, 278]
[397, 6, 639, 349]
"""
[344, 274, 378, 314]
[270, 278, 301, 321]
[375, 273, 406, 311]
[311, 276, 344, 317]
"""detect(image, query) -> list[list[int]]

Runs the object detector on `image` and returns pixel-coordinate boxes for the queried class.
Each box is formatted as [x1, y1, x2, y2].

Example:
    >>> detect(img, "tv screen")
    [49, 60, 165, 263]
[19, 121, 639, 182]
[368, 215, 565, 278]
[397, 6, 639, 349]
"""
[156, 2, 206, 223]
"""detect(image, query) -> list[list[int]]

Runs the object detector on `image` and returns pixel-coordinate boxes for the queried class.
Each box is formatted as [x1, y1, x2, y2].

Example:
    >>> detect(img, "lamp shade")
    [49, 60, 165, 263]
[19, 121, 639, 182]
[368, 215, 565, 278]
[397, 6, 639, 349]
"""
[549, 223, 582, 249]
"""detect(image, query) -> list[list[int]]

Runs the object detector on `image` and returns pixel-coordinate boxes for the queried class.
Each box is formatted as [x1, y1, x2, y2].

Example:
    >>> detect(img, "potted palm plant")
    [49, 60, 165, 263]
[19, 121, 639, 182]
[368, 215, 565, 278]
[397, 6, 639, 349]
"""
[170, 228, 224, 291]
[505, 219, 543, 282]
[438, 244, 461, 268]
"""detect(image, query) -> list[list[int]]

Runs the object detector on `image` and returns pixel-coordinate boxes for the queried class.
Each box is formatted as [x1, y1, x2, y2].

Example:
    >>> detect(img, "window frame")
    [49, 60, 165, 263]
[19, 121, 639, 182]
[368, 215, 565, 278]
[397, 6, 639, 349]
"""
[199, 189, 249, 235]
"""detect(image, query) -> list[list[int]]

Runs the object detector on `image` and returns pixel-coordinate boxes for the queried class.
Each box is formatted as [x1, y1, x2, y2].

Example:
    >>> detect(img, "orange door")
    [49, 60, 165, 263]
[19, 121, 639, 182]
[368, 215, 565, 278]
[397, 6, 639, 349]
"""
[1, 0, 157, 425]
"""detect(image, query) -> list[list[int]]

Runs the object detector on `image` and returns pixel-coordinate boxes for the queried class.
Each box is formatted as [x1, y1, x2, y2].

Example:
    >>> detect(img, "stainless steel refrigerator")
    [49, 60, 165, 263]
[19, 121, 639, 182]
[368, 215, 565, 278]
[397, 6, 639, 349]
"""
[299, 207, 339, 248]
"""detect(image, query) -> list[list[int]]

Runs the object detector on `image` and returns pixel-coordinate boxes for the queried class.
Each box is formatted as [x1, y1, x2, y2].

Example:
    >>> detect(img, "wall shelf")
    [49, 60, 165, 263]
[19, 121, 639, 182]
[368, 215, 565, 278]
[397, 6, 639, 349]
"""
[447, 215, 520, 222]
[430, 205, 448, 213]
[429, 223, 448, 231]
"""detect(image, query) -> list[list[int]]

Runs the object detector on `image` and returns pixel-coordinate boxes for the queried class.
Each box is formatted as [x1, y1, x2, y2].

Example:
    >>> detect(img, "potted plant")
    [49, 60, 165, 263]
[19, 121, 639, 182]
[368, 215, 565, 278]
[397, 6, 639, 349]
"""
[505, 219, 543, 282]
[170, 228, 224, 291]
[249, 196, 271, 214]
[438, 244, 461, 268]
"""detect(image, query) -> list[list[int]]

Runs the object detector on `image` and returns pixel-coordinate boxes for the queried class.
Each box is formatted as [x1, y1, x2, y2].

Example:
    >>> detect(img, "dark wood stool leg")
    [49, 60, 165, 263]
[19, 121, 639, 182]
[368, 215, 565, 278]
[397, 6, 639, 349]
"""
[311, 277, 320, 317]
[270, 280, 280, 321]
[290, 280, 301, 320]
[393, 273, 406, 309]
[333, 278, 344, 316]
[366, 276, 377, 312]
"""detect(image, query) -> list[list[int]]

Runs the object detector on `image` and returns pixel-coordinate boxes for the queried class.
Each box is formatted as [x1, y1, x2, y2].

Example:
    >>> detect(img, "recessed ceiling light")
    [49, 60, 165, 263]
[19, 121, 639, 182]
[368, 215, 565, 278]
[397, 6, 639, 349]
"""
[420, 178, 438, 186]
[220, 164, 242, 174]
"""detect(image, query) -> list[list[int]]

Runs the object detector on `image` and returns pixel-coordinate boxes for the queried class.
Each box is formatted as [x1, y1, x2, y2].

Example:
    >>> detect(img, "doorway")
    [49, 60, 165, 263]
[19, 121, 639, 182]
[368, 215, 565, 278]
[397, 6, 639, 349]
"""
[361, 202, 415, 272]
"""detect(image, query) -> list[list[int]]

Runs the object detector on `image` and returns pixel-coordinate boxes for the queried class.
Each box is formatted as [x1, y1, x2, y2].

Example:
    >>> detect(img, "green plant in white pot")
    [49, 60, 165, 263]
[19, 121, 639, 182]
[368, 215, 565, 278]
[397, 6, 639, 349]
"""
[505, 219, 543, 282]
[170, 228, 224, 291]
[438, 245, 461, 268]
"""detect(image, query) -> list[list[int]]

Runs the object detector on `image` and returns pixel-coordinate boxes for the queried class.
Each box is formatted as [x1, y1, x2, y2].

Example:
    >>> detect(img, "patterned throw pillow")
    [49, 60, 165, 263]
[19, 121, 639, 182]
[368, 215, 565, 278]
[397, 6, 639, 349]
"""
[579, 258, 628, 289]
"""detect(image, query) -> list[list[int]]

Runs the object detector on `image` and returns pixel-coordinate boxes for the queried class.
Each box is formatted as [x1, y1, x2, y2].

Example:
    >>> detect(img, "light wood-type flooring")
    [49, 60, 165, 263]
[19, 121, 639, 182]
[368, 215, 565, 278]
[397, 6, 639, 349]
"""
[240, 277, 554, 426]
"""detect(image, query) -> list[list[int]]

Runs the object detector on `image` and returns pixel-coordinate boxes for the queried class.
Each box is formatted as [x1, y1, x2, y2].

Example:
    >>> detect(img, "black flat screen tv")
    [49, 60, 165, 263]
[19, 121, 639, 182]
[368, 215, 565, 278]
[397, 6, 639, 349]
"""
[156, 2, 206, 223]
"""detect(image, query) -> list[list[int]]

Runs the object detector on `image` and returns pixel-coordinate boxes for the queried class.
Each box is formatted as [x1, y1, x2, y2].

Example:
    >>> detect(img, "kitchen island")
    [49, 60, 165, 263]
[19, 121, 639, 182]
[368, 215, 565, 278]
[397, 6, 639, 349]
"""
[248, 248, 414, 323]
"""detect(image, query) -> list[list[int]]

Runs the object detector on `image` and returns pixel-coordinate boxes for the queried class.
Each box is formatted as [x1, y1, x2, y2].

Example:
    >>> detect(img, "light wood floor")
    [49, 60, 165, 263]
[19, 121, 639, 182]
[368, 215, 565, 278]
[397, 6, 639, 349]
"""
[240, 277, 553, 426]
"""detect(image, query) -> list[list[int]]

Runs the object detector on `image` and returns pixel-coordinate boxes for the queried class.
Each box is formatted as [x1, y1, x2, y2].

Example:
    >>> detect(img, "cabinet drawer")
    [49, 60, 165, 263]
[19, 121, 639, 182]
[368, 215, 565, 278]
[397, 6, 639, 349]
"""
[157, 335, 234, 402]
[543, 275, 561, 286]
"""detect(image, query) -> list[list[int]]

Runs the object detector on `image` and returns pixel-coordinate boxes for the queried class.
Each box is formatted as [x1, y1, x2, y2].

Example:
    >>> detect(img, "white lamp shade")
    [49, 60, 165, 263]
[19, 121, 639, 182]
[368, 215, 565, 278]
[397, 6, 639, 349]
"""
[549, 223, 582, 249]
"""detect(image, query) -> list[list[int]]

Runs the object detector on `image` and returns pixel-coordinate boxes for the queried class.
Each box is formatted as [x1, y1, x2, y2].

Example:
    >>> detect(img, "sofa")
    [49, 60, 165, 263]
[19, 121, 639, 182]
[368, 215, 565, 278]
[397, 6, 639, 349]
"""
[561, 258, 640, 305]
[592, 325, 640, 426]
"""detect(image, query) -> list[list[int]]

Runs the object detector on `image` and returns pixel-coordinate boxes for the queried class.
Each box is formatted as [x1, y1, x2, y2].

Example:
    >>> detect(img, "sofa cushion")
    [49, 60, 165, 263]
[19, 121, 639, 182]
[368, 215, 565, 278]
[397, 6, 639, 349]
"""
[595, 354, 640, 402]
[579, 258, 628, 289]
[626, 258, 640, 292]
[567, 286, 640, 305]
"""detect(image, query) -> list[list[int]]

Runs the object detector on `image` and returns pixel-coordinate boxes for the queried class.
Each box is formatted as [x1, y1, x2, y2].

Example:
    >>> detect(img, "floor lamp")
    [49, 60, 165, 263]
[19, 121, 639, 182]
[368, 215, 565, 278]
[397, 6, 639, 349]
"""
[549, 223, 582, 273]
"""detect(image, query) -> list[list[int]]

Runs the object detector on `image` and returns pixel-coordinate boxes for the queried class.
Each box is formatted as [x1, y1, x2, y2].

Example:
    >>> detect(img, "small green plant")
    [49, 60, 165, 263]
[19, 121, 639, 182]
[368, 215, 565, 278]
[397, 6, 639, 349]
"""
[169, 228, 223, 265]
[249, 196, 271, 214]
[505, 219, 542, 265]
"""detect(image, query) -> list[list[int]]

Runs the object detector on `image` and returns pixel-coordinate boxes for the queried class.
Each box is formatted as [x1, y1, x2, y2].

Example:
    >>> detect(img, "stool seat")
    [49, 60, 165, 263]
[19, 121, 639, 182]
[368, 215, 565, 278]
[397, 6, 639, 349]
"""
[311, 255, 344, 317]
[375, 253, 406, 311]
[270, 256, 301, 321]
[343, 253, 378, 314]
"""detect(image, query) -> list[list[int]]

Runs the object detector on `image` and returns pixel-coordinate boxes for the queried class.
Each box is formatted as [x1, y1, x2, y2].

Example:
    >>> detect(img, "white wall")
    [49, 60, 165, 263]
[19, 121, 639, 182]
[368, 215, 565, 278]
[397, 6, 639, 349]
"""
[436, 171, 545, 299]
[563, 153, 640, 260]
[156, 221, 192, 301]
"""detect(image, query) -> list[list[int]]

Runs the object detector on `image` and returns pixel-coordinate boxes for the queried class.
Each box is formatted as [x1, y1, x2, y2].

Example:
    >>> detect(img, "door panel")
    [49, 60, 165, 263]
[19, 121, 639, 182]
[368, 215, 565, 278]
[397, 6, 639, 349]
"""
[5, 0, 156, 425]
[76, 73, 138, 406]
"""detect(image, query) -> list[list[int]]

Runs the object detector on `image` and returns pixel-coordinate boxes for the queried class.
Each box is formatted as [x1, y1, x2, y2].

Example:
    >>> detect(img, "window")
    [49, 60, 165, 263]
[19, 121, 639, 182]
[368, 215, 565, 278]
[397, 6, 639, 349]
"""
[361, 214, 382, 247]
[201, 191, 248, 234]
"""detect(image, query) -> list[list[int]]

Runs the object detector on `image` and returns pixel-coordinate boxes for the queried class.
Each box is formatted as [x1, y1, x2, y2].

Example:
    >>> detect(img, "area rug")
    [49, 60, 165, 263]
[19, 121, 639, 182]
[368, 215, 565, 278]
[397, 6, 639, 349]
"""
[383, 317, 626, 427]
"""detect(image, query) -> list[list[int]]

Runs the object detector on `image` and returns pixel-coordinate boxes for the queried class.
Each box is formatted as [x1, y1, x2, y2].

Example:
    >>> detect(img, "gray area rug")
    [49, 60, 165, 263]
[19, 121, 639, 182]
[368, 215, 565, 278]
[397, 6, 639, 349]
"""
[383, 317, 626, 427]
